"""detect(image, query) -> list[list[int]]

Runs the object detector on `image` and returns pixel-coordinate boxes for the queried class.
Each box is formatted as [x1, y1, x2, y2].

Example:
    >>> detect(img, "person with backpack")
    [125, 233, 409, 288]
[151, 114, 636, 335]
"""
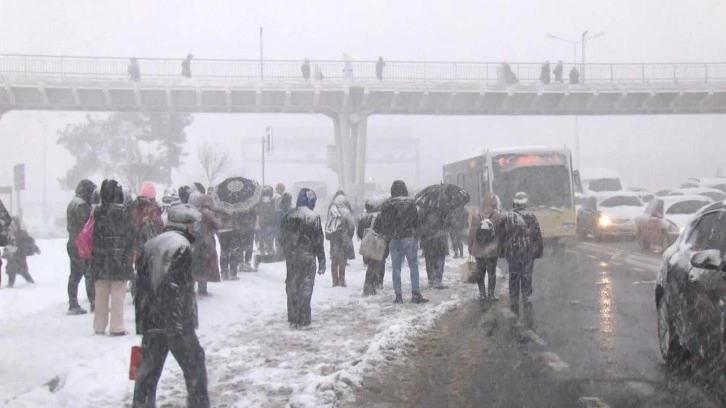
[66, 179, 97, 314]
[325, 194, 356, 287]
[3, 217, 40, 287]
[279, 188, 326, 328]
[357, 199, 387, 295]
[468, 193, 501, 303]
[498, 192, 543, 323]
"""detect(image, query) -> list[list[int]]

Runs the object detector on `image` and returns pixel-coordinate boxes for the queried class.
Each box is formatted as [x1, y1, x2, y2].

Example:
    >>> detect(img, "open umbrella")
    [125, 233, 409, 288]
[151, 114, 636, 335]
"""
[213, 177, 262, 213]
[414, 183, 470, 211]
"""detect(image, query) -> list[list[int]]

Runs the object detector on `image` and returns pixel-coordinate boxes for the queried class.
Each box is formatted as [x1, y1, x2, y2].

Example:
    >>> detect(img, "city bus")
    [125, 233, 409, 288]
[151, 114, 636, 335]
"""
[443, 146, 577, 245]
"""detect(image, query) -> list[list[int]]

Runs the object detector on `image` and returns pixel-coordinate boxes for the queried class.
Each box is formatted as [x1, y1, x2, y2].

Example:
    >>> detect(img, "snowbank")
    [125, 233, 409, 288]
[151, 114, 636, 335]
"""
[0, 239, 476, 407]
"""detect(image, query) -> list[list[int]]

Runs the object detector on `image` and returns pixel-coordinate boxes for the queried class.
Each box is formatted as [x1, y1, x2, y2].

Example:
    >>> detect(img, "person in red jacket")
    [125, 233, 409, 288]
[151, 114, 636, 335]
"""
[130, 181, 164, 253]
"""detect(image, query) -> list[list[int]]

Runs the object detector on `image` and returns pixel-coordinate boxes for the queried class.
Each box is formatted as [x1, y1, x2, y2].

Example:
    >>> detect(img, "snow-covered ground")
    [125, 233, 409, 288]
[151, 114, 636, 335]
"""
[0, 239, 482, 407]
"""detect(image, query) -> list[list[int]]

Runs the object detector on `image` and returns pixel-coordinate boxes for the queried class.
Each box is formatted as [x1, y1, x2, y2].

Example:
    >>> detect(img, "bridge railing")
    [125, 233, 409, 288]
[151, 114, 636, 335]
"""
[1, 54, 725, 86]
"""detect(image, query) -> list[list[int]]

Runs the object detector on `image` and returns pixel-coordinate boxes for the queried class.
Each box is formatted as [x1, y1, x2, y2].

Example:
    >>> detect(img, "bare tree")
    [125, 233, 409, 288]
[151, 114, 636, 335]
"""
[197, 141, 230, 186]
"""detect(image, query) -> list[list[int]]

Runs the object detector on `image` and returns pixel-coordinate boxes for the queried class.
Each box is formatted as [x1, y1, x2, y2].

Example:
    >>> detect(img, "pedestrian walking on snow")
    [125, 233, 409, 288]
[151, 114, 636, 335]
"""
[326, 194, 356, 287]
[66, 179, 97, 314]
[0, 198, 10, 287]
[378, 180, 428, 304]
[468, 193, 502, 303]
[133, 204, 209, 408]
[357, 199, 387, 295]
[3, 217, 39, 287]
[279, 188, 326, 329]
[189, 192, 223, 296]
[92, 179, 134, 336]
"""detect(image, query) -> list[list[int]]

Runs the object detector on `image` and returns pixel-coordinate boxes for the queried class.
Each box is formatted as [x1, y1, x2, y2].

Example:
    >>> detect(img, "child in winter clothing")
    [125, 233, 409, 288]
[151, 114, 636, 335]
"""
[3, 217, 40, 287]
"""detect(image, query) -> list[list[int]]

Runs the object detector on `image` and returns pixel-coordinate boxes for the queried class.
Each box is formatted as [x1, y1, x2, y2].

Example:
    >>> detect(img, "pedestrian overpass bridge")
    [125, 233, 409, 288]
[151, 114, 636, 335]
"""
[2, 54, 725, 198]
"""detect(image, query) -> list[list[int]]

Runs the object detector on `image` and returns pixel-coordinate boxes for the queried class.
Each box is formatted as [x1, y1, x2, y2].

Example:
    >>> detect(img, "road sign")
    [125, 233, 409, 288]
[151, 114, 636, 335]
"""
[13, 163, 25, 191]
[265, 126, 273, 155]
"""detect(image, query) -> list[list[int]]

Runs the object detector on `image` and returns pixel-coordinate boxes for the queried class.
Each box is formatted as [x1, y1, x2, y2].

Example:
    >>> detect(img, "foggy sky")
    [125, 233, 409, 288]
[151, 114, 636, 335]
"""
[1, 0, 725, 226]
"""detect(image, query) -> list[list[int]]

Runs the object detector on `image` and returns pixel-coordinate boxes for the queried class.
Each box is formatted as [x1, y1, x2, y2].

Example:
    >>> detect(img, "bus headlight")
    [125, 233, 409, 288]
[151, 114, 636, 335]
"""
[598, 214, 612, 228]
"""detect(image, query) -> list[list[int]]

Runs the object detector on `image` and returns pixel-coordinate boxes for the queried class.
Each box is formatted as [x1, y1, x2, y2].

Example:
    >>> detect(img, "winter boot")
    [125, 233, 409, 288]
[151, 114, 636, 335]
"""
[68, 306, 88, 315]
[339, 268, 346, 287]
[393, 294, 403, 304]
[411, 292, 429, 304]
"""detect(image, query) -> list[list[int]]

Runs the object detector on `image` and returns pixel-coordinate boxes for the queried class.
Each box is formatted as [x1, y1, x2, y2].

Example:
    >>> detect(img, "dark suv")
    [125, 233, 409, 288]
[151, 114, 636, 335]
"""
[655, 201, 726, 372]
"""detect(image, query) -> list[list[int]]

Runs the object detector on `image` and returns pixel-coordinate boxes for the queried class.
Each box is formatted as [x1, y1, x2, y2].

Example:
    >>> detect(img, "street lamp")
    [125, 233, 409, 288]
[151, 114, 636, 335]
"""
[581, 31, 605, 82]
[545, 33, 579, 65]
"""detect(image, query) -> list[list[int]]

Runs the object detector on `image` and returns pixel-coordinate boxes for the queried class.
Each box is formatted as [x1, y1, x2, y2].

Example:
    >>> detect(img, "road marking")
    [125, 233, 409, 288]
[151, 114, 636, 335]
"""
[578, 397, 610, 408]
[586, 254, 599, 260]
[633, 280, 656, 285]
[541, 351, 569, 372]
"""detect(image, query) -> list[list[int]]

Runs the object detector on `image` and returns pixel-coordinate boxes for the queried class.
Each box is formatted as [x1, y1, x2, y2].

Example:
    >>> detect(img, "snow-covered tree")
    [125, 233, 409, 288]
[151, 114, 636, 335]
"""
[197, 141, 230, 186]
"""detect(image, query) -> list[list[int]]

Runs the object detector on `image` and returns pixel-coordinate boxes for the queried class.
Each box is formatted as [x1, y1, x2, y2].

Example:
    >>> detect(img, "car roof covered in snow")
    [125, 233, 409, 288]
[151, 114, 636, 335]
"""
[658, 195, 714, 207]
[670, 187, 726, 196]
[580, 168, 621, 180]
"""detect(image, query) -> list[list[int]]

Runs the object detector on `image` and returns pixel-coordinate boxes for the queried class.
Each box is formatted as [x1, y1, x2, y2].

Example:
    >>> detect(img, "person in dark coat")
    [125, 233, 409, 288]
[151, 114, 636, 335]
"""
[540, 61, 551, 84]
[128, 57, 141, 82]
[468, 193, 501, 302]
[92, 179, 134, 336]
[258, 186, 277, 256]
[3, 217, 39, 287]
[498, 192, 543, 324]
[449, 205, 468, 258]
[130, 181, 164, 254]
[376, 56, 386, 80]
[357, 199, 387, 295]
[553, 61, 564, 83]
[0, 199, 10, 287]
[279, 188, 326, 328]
[326, 194, 355, 287]
[419, 204, 453, 289]
[181, 54, 193, 78]
[301, 59, 311, 80]
[189, 193, 223, 296]
[239, 208, 257, 271]
[66, 179, 97, 315]
[178, 185, 192, 204]
[569, 66, 580, 84]
[378, 180, 428, 304]
[133, 204, 209, 408]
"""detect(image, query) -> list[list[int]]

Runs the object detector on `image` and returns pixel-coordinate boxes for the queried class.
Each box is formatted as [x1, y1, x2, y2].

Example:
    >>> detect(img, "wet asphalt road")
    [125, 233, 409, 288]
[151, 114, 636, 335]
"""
[353, 241, 723, 408]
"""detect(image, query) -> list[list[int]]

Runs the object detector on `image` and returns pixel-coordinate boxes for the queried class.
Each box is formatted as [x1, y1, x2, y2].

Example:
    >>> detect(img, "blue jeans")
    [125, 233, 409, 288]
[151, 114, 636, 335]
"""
[506, 252, 534, 316]
[389, 237, 421, 295]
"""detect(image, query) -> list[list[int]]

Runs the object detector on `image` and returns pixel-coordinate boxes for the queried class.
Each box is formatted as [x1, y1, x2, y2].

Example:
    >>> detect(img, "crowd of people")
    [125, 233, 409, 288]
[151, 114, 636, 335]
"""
[0, 175, 544, 407]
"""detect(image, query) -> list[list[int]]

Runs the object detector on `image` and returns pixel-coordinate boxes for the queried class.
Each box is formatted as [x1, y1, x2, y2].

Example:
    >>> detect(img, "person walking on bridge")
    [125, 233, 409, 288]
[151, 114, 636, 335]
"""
[301, 59, 311, 80]
[128, 58, 141, 82]
[376, 57, 386, 80]
[181, 54, 193, 78]
[553, 61, 564, 83]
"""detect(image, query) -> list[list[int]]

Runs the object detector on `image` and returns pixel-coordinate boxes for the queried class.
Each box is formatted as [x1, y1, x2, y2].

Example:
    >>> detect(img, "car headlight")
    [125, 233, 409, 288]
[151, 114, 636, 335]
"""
[679, 226, 685, 234]
[598, 214, 612, 228]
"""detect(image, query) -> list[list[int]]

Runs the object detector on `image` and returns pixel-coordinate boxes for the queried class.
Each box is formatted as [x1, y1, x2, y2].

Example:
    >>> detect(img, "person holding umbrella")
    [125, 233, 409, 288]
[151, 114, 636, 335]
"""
[279, 188, 326, 328]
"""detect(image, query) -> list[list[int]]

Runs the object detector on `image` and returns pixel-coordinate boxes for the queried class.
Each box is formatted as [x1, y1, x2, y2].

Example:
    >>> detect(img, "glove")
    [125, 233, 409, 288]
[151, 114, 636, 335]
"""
[317, 267, 325, 275]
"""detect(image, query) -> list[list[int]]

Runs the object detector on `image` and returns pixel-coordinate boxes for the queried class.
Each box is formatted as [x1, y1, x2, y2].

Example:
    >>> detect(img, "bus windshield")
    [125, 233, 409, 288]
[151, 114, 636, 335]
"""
[492, 165, 573, 209]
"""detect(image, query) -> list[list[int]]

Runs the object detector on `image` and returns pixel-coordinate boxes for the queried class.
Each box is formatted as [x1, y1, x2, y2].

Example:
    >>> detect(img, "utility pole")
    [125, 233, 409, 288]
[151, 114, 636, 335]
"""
[260, 26, 264, 80]
[581, 30, 605, 83]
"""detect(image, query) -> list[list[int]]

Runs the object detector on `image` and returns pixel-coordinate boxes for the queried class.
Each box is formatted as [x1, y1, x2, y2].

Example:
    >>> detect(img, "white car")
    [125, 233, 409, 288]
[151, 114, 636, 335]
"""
[635, 195, 713, 250]
[679, 177, 726, 193]
[580, 168, 625, 194]
[576, 192, 644, 239]
[669, 188, 726, 202]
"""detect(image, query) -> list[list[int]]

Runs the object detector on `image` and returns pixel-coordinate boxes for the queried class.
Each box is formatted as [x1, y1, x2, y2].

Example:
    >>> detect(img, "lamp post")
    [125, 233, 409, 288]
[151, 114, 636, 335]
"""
[16, 114, 48, 224]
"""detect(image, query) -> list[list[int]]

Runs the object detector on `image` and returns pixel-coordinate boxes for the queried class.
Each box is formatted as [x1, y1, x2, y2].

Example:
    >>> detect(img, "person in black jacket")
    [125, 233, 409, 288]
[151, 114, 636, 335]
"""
[91, 179, 134, 336]
[279, 188, 326, 329]
[378, 180, 428, 304]
[3, 217, 40, 287]
[420, 204, 453, 290]
[133, 204, 209, 408]
[66, 179, 97, 315]
[0, 198, 11, 287]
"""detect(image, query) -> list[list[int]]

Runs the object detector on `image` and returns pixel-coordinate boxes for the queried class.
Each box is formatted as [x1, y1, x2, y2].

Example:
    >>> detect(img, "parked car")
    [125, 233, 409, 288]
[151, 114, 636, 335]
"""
[680, 177, 726, 193]
[576, 192, 644, 239]
[655, 201, 726, 375]
[574, 192, 586, 212]
[669, 188, 726, 202]
[635, 195, 713, 251]
[655, 189, 673, 197]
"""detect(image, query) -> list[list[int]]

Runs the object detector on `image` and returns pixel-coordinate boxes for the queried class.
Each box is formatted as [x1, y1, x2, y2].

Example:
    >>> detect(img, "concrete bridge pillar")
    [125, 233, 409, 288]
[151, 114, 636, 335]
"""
[332, 112, 368, 205]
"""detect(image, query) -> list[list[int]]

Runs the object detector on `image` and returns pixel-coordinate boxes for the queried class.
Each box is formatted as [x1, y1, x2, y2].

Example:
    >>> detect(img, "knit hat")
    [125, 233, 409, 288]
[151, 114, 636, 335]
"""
[139, 181, 156, 199]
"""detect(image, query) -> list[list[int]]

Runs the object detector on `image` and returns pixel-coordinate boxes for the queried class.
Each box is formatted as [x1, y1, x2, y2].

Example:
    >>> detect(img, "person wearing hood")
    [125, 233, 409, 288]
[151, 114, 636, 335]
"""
[357, 199, 387, 295]
[468, 193, 502, 303]
[130, 181, 164, 255]
[92, 179, 134, 335]
[378, 180, 428, 304]
[279, 188, 326, 328]
[133, 204, 209, 408]
[189, 192, 223, 296]
[498, 192, 543, 324]
[66, 179, 97, 315]
[325, 194, 356, 287]
[3, 216, 40, 287]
